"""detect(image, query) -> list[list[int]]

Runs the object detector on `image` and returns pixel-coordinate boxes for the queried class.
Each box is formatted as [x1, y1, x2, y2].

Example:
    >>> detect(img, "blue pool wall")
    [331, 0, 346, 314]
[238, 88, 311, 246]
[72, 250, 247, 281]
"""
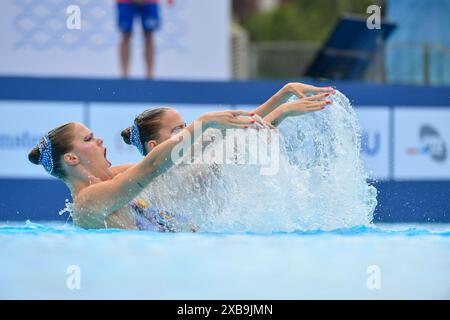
[0, 76, 449, 223]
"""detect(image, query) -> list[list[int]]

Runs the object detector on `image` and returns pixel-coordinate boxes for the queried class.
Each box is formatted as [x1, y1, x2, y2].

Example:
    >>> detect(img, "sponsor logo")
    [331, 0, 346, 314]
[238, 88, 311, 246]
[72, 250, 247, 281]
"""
[406, 124, 447, 162]
[0, 131, 41, 149]
[361, 130, 381, 156]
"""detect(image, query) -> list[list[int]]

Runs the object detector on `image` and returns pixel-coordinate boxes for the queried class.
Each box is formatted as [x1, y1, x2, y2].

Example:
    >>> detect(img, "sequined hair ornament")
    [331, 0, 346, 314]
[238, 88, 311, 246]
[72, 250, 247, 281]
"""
[38, 136, 54, 174]
[130, 120, 144, 155]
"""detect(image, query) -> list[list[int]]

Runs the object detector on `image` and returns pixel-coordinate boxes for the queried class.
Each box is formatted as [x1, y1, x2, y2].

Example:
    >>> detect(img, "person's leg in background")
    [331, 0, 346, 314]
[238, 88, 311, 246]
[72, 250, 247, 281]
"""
[143, 31, 154, 79]
[141, 2, 161, 79]
[120, 32, 132, 78]
[117, 2, 135, 78]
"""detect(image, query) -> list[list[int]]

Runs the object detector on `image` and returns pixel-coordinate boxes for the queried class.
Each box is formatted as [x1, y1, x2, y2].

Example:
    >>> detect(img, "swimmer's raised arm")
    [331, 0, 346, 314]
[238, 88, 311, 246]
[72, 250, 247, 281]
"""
[74, 110, 255, 218]
[253, 82, 335, 118]
[263, 93, 332, 127]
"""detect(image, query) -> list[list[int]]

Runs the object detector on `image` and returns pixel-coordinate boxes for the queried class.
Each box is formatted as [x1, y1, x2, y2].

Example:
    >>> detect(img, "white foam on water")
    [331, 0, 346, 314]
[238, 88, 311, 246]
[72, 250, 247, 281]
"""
[141, 90, 377, 233]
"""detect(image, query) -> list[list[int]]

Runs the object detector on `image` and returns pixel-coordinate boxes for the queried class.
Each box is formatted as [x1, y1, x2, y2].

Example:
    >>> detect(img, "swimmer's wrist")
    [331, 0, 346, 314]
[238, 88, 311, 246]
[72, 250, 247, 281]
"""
[197, 115, 212, 129]
[280, 83, 294, 95]
[279, 103, 294, 116]
[276, 87, 291, 103]
[264, 107, 288, 127]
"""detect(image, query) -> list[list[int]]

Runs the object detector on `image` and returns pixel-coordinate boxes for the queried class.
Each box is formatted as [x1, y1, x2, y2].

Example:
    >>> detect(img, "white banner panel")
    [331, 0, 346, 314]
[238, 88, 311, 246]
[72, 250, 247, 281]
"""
[0, 0, 230, 79]
[394, 108, 450, 180]
[0, 101, 84, 178]
[355, 107, 390, 180]
[89, 103, 230, 165]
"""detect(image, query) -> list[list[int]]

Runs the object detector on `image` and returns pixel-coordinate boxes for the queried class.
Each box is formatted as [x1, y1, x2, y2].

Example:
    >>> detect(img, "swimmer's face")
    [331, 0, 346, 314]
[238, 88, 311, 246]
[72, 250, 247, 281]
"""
[159, 109, 187, 140]
[144, 109, 186, 153]
[67, 123, 113, 181]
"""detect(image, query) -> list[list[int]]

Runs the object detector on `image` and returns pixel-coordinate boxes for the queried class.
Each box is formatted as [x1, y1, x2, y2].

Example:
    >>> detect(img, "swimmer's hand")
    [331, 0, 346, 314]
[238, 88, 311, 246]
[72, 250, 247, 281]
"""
[237, 114, 275, 129]
[283, 93, 333, 115]
[252, 82, 335, 119]
[280, 82, 335, 99]
[199, 110, 259, 130]
[264, 93, 332, 127]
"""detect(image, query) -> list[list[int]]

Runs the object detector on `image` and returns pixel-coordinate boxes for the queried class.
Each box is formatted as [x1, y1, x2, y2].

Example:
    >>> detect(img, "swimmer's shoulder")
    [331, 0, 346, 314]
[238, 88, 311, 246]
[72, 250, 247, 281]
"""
[72, 200, 136, 230]
[71, 188, 108, 229]
[70, 199, 105, 229]
[111, 163, 135, 176]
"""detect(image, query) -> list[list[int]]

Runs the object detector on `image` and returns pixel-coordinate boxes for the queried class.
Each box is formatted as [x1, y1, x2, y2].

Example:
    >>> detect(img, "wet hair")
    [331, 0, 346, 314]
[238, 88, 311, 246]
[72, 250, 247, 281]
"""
[121, 107, 170, 155]
[28, 123, 75, 179]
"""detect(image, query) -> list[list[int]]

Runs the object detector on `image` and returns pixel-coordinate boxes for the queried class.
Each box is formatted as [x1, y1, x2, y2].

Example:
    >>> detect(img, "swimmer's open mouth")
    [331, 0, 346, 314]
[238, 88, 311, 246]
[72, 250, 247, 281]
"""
[104, 148, 112, 166]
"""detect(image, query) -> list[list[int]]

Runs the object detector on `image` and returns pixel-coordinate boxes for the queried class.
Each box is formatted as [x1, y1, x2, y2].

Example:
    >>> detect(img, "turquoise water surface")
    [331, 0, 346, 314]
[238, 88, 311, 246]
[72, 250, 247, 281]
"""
[1, 92, 448, 299]
[1, 222, 449, 299]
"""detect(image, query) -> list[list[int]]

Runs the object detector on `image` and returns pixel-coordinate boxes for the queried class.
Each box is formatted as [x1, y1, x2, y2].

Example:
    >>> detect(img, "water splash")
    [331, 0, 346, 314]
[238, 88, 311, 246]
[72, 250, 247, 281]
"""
[141, 90, 378, 233]
[58, 199, 73, 217]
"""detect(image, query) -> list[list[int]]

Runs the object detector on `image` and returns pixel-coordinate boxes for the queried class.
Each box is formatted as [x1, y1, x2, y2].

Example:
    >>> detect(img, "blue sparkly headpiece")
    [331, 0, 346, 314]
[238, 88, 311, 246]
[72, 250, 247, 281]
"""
[130, 120, 144, 155]
[38, 136, 54, 175]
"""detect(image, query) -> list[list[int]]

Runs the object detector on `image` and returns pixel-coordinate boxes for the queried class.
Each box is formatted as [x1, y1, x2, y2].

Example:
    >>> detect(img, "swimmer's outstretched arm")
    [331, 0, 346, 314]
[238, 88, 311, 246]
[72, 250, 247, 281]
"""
[73, 111, 255, 221]
[253, 82, 334, 118]
[186, 113, 268, 161]
[263, 93, 332, 127]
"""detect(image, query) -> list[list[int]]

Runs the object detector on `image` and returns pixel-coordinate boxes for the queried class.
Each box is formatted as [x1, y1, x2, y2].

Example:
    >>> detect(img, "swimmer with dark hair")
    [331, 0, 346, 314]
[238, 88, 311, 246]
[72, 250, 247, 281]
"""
[28, 110, 264, 230]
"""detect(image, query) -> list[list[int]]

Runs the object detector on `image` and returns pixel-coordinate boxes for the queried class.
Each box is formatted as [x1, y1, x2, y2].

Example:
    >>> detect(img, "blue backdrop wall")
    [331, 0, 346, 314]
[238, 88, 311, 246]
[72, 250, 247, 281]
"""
[0, 76, 449, 222]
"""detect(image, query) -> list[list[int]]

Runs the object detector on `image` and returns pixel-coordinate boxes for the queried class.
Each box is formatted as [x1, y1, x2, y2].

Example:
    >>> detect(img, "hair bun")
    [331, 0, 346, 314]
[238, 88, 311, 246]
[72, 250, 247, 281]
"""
[28, 146, 41, 165]
[121, 127, 132, 145]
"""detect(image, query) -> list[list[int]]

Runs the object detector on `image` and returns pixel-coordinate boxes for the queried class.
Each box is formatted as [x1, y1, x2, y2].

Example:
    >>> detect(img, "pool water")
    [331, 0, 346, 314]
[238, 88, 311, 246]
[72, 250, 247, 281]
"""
[1, 222, 449, 299]
[1, 92, 447, 299]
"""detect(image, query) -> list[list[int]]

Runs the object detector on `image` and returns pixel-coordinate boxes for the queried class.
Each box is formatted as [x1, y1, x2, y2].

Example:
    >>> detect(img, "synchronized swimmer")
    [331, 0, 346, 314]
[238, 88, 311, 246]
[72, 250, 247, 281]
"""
[28, 82, 335, 231]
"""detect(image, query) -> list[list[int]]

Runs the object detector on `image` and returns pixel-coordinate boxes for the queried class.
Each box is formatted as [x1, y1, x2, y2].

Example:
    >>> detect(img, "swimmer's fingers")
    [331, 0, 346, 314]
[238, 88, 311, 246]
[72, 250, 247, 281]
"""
[227, 122, 252, 129]
[227, 117, 258, 129]
[229, 117, 256, 125]
[229, 118, 269, 130]
[305, 101, 331, 109]
[302, 93, 332, 101]
[201, 110, 255, 130]
[283, 82, 335, 99]
[298, 104, 327, 113]
[234, 115, 275, 129]
[229, 110, 254, 117]
[307, 105, 327, 112]
[302, 88, 336, 100]
[288, 99, 331, 109]
[308, 85, 335, 93]
[248, 114, 270, 129]
[229, 116, 275, 130]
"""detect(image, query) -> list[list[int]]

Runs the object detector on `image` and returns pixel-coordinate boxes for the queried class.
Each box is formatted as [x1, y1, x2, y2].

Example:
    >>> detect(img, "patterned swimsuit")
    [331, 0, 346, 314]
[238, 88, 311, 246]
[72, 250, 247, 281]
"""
[129, 198, 176, 232]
